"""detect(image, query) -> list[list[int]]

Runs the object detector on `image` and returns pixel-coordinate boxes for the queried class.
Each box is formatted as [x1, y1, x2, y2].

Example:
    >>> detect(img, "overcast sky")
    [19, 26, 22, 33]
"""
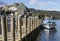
[1, 0, 60, 11]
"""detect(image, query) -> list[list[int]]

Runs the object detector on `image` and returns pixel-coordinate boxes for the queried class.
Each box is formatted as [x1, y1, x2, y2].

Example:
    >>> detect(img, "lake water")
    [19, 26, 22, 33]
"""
[36, 20, 60, 41]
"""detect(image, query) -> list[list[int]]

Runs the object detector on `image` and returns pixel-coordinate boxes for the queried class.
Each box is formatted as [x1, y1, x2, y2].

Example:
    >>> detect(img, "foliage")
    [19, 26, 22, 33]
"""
[29, 8, 60, 19]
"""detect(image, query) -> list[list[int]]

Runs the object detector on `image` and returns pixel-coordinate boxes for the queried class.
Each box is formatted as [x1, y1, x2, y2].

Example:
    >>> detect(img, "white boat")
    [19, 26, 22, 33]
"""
[42, 17, 56, 29]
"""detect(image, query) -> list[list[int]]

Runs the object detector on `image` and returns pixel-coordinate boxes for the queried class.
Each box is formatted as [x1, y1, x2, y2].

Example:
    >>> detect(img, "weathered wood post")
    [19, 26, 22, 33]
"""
[22, 17, 27, 38]
[11, 14, 15, 41]
[32, 17, 34, 41]
[35, 17, 37, 29]
[27, 18, 30, 34]
[1, 16, 5, 41]
[31, 17, 33, 31]
[29, 17, 31, 32]
[17, 15, 21, 41]
[32, 17, 35, 40]
[37, 19, 40, 27]
[27, 17, 32, 34]
[32, 17, 35, 30]
[15, 16, 18, 41]
[3, 16, 7, 41]
[28, 17, 31, 41]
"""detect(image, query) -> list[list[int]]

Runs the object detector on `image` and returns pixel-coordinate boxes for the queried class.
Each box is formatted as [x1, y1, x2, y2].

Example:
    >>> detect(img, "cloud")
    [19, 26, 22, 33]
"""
[37, 2, 48, 6]
[47, 1, 56, 5]
[29, 0, 57, 6]
[29, 0, 37, 5]
[37, 1, 57, 6]
[41, 7, 59, 11]
[43, 8, 57, 11]
[29, 0, 58, 11]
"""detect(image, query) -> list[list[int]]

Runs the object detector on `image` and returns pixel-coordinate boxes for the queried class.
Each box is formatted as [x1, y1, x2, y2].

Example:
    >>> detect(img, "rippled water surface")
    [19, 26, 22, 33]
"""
[36, 20, 60, 41]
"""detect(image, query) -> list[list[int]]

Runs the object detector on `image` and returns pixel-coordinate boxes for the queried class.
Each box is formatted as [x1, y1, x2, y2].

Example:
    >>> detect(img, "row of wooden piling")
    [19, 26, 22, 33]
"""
[0, 15, 42, 41]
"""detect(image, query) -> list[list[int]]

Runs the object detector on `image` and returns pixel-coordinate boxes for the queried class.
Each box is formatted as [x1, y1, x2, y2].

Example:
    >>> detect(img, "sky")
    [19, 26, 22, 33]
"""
[0, 0, 60, 11]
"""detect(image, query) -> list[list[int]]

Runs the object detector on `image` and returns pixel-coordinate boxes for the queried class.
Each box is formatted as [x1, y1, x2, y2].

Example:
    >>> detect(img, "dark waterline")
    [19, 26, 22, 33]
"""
[36, 20, 60, 41]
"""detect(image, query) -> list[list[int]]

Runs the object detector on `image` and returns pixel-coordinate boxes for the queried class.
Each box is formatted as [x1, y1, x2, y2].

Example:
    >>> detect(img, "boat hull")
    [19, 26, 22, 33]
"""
[42, 23, 56, 29]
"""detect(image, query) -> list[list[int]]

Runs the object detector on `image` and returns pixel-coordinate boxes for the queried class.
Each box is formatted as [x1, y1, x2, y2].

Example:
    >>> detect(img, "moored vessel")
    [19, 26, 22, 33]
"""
[42, 17, 56, 29]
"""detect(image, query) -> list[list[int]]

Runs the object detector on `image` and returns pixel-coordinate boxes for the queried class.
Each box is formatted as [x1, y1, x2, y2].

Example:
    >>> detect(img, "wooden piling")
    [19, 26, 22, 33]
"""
[1, 16, 5, 41]
[17, 16, 21, 41]
[11, 16, 15, 41]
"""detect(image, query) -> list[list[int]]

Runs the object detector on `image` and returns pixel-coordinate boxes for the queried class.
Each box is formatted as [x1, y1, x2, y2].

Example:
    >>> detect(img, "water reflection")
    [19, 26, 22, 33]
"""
[49, 29, 57, 41]
[36, 20, 60, 41]
[39, 29, 57, 41]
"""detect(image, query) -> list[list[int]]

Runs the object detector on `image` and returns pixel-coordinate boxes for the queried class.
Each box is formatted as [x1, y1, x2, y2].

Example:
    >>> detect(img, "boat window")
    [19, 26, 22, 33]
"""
[48, 21, 51, 23]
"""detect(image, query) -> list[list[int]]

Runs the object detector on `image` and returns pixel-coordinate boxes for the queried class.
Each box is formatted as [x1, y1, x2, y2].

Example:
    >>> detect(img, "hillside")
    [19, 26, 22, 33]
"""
[29, 8, 60, 19]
